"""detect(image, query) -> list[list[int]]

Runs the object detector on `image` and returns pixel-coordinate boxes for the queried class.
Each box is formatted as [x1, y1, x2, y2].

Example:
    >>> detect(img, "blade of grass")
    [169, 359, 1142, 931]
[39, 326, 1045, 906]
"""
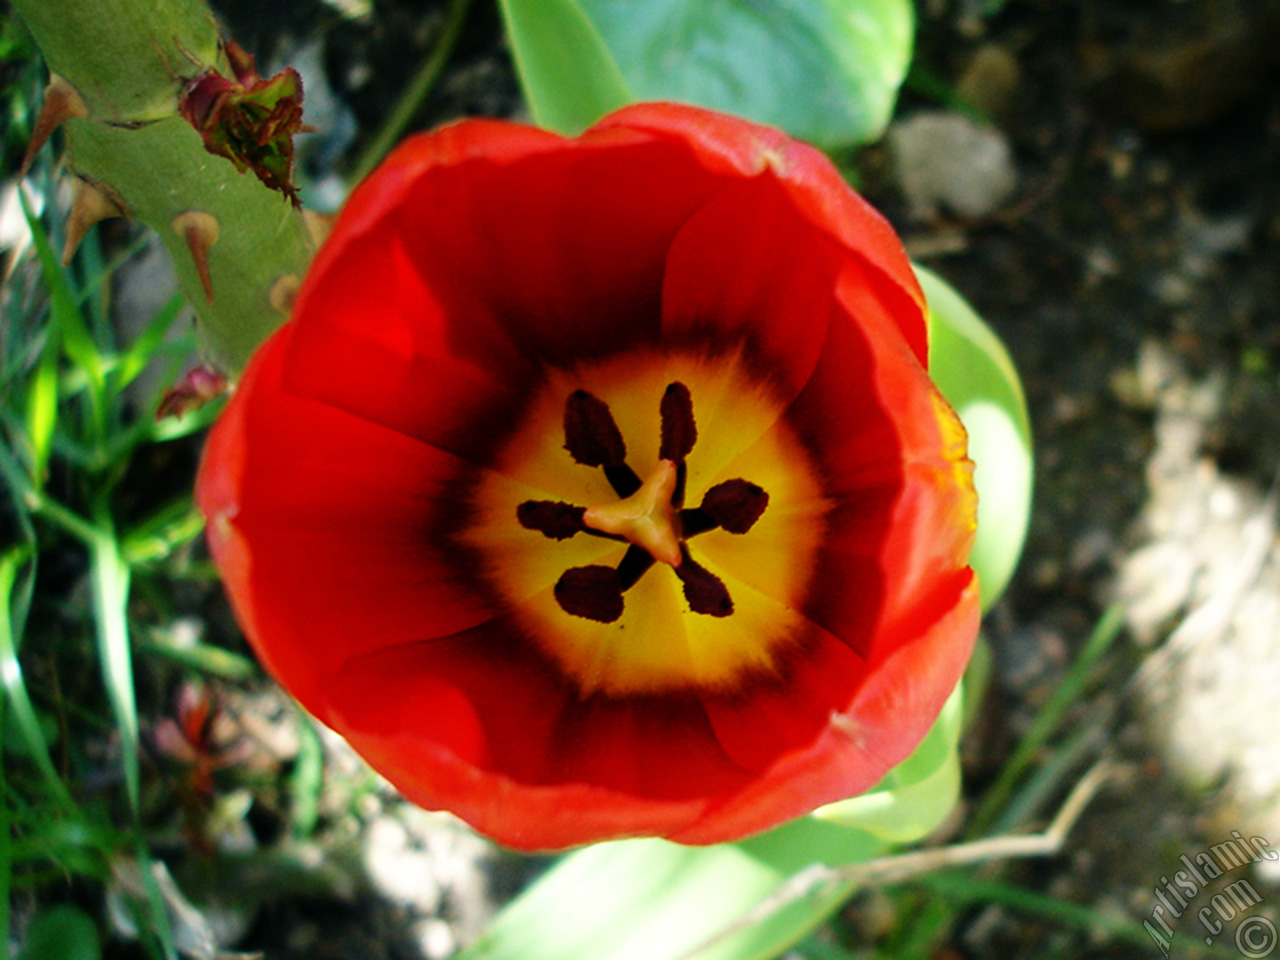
[112, 292, 186, 394]
[23, 322, 59, 489]
[1, 710, 8, 960]
[136, 636, 255, 683]
[85, 501, 138, 814]
[121, 500, 204, 567]
[915, 871, 1156, 947]
[75, 222, 113, 350]
[993, 714, 1107, 835]
[290, 709, 324, 839]
[84, 503, 178, 960]
[968, 603, 1125, 836]
[19, 189, 106, 436]
[0, 549, 76, 816]
[349, 0, 473, 185]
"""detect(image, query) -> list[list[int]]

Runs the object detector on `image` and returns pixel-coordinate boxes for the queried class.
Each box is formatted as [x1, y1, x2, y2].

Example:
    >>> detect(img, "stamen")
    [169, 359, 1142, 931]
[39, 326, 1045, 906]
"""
[554, 566, 625, 623]
[517, 501, 587, 540]
[564, 390, 627, 467]
[678, 507, 719, 539]
[604, 464, 643, 499]
[617, 545, 655, 591]
[699, 479, 769, 534]
[674, 547, 733, 617]
[659, 382, 697, 462]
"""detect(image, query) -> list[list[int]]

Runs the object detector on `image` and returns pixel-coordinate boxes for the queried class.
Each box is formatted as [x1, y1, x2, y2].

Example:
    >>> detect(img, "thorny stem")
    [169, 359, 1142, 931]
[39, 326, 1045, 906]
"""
[12, 0, 316, 372]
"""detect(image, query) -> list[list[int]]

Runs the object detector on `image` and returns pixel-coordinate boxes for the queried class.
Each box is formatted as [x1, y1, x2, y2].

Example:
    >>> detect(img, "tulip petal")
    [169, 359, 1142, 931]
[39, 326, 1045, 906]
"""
[673, 571, 979, 846]
[325, 621, 756, 849]
[660, 173, 834, 409]
[595, 102, 928, 363]
[782, 259, 977, 655]
[197, 324, 501, 711]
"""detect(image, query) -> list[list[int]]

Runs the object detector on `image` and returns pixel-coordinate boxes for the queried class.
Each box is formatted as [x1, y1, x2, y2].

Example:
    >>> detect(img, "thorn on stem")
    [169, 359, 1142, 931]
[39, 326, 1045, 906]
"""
[269, 274, 302, 315]
[171, 210, 221, 302]
[21, 75, 87, 178]
[302, 210, 335, 249]
[62, 178, 126, 265]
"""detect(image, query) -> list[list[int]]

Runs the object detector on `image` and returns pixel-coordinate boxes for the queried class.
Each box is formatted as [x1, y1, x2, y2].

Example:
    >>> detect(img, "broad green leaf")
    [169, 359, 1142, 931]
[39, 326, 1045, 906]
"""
[497, 0, 633, 135]
[576, 0, 914, 148]
[458, 819, 883, 960]
[814, 681, 962, 843]
[918, 265, 1032, 609]
[16, 904, 101, 960]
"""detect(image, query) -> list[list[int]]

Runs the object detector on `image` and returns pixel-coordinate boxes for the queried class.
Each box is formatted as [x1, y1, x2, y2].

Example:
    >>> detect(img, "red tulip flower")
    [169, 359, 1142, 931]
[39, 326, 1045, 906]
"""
[197, 103, 979, 851]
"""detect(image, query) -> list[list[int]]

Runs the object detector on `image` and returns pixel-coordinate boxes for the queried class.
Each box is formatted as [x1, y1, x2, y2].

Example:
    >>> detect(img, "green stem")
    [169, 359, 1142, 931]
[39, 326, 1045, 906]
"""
[12, 0, 316, 372]
[24, 489, 99, 545]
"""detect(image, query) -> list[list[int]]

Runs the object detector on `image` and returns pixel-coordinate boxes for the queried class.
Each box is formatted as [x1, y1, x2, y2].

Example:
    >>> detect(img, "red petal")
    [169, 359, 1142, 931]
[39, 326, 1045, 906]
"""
[595, 103, 927, 365]
[391, 129, 723, 364]
[283, 224, 531, 463]
[660, 174, 833, 405]
[197, 324, 499, 714]
[285, 118, 735, 453]
[324, 620, 754, 850]
[783, 258, 976, 656]
[702, 626, 867, 775]
[672, 572, 979, 846]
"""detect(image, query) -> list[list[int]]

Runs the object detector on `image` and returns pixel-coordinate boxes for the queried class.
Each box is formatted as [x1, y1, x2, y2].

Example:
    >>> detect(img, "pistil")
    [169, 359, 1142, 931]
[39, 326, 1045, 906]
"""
[582, 459, 683, 568]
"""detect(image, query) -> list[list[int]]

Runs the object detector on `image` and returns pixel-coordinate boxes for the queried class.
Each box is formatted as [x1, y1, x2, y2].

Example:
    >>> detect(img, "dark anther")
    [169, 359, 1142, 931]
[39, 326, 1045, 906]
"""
[659, 382, 697, 462]
[675, 547, 733, 617]
[700, 479, 769, 534]
[679, 507, 719, 539]
[517, 501, 587, 540]
[617, 545, 655, 591]
[564, 390, 627, 467]
[603, 464, 643, 499]
[672, 460, 687, 509]
[554, 566, 625, 623]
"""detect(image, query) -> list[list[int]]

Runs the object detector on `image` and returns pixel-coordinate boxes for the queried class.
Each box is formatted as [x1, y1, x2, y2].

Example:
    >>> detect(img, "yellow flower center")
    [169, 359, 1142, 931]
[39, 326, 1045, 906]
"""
[463, 348, 830, 696]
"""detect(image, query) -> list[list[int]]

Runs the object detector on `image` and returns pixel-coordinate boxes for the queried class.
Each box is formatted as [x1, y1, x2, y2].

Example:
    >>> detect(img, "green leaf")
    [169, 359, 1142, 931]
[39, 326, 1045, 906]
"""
[16, 904, 101, 960]
[459, 819, 882, 960]
[497, 0, 633, 135]
[576, 0, 914, 148]
[813, 681, 962, 844]
[917, 265, 1032, 610]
